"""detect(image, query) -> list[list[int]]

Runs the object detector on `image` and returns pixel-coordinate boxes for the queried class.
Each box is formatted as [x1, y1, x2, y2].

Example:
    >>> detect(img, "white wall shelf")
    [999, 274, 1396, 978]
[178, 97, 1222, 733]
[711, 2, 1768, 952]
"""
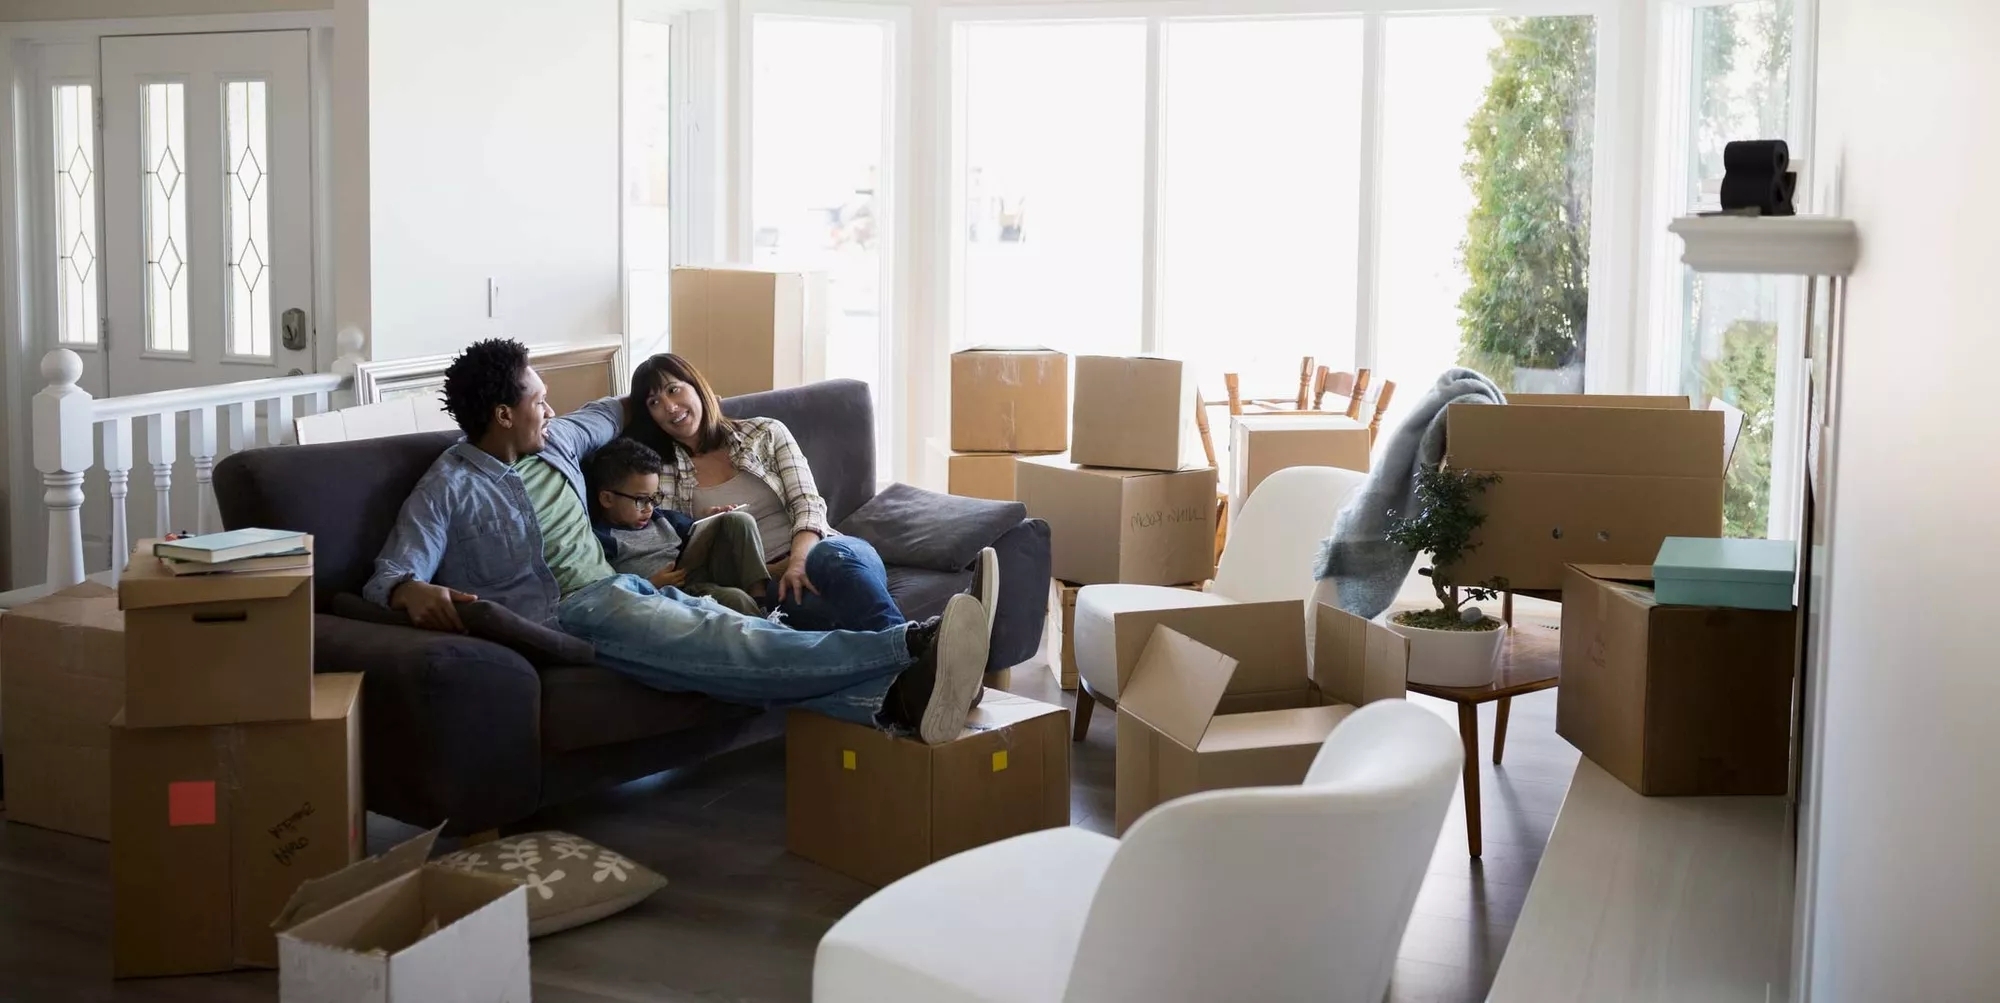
[1669, 215, 1859, 276]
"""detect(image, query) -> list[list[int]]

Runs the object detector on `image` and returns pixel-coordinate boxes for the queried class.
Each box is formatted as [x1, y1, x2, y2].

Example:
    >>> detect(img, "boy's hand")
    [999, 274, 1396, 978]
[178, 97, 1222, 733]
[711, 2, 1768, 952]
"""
[390, 580, 476, 633]
[650, 564, 689, 588]
[703, 504, 746, 516]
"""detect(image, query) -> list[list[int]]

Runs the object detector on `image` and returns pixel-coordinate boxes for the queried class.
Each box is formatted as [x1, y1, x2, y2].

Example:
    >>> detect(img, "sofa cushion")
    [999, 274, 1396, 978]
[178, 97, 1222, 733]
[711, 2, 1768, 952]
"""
[433, 830, 667, 937]
[328, 593, 594, 667]
[538, 663, 749, 753]
[840, 484, 1028, 573]
[886, 564, 975, 623]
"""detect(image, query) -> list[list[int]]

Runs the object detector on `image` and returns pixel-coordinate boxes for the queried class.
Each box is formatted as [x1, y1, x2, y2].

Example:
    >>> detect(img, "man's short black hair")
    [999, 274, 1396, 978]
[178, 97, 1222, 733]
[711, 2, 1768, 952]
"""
[440, 338, 531, 439]
[588, 437, 667, 513]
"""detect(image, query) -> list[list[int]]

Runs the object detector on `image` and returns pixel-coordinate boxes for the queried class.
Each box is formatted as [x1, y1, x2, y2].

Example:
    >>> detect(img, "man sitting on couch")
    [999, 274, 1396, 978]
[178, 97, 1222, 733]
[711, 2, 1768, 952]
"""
[362, 338, 986, 745]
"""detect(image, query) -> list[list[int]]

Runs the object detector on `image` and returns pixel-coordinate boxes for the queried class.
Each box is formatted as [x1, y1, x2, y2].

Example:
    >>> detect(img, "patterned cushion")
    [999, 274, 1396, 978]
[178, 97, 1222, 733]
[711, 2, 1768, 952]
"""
[434, 831, 666, 937]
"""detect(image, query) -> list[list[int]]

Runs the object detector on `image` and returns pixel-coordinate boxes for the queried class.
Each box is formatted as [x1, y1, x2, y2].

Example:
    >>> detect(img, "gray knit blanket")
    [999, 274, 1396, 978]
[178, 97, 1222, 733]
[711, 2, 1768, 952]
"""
[1314, 369, 1506, 619]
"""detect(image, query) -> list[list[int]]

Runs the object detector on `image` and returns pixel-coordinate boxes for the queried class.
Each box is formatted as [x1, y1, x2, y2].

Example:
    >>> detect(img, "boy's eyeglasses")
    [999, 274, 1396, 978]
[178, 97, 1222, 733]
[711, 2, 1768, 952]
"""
[608, 490, 665, 509]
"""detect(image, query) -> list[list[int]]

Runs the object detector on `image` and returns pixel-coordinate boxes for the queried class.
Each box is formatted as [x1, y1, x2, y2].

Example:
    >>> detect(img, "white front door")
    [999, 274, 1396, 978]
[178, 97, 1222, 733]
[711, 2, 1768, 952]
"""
[99, 30, 313, 394]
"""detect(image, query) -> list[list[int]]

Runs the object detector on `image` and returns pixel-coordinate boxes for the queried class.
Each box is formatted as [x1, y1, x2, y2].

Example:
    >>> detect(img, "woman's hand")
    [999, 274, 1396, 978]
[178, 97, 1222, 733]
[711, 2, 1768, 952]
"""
[703, 504, 746, 517]
[775, 555, 819, 605]
[650, 564, 689, 588]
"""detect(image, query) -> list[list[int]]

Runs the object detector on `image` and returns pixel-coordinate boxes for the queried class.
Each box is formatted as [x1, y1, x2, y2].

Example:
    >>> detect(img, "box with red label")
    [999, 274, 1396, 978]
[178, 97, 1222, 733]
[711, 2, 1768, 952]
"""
[110, 673, 363, 977]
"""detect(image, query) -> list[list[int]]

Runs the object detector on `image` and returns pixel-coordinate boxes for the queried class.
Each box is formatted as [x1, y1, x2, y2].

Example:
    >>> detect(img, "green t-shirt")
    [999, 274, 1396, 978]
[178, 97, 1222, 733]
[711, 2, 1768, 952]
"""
[514, 456, 615, 598]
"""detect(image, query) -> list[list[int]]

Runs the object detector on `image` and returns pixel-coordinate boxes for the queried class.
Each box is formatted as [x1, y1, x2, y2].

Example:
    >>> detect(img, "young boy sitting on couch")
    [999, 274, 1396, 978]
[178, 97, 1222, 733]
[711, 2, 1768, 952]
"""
[589, 437, 771, 618]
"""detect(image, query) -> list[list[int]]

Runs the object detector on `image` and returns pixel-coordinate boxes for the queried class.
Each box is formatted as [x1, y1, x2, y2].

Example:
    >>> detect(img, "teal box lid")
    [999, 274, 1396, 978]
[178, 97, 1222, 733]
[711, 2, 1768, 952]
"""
[1652, 537, 1797, 585]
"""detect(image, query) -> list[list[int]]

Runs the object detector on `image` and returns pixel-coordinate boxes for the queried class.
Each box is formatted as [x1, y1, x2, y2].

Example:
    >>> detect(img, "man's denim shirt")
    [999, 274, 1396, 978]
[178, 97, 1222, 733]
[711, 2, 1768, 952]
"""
[361, 397, 624, 625]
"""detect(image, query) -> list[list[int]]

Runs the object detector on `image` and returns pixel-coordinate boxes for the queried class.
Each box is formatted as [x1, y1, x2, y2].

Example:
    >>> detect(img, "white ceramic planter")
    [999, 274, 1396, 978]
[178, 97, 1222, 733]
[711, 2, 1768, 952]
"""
[1383, 613, 1506, 688]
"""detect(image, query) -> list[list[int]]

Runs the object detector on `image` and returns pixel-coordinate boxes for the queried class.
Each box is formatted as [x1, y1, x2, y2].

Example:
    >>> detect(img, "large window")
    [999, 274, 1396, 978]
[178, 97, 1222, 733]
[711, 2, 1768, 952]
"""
[625, 17, 674, 362]
[1158, 18, 1362, 397]
[1378, 14, 1596, 409]
[1678, 0, 1794, 537]
[955, 21, 1146, 358]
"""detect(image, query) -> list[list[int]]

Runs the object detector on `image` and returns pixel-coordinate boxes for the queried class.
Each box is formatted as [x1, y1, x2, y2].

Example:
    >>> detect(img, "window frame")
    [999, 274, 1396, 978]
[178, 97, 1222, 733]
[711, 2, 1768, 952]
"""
[41, 42, 102, 351]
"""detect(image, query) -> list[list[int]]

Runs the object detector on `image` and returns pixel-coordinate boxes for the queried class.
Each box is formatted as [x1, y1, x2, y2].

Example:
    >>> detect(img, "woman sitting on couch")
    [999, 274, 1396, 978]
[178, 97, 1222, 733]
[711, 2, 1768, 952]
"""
[622, 353, 996, 633]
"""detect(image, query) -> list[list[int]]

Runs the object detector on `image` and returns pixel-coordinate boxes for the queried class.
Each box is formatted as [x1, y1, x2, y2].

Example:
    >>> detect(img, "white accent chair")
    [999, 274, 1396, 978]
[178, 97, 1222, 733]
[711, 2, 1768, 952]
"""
[812, 700, 1464, 1003]
[1070, 464, 1368, 738]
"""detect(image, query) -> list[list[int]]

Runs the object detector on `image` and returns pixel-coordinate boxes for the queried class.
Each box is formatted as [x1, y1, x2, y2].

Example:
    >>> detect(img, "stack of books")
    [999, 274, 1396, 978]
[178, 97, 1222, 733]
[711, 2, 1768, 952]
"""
[153, 527, 312, 576]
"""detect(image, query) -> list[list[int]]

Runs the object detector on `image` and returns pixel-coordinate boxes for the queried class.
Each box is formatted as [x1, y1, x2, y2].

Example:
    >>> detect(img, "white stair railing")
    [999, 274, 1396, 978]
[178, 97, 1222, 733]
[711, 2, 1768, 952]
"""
[31, 329, 364, 590]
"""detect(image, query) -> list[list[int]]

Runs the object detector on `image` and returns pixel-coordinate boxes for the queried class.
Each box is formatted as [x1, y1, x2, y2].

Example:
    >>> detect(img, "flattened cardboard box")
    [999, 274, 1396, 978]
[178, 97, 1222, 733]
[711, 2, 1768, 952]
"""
[1017, 457, 1217, 586]
[1071, 355, 1201, 472]
[786, 690, 1069, 886]
[1446, 397, 1725, 591]
[1558, 565, 1796, 796]
[951, 347, 1070, 453]
[669, 266, 829, 398]
[1111, 600, 1407, 833]
[0, 580, 124, 840]
[119, 538, 315, 728]
[112, 673, 364, 977]
[1228, 413, 1372, 512]
[273, 826, 531, 1003]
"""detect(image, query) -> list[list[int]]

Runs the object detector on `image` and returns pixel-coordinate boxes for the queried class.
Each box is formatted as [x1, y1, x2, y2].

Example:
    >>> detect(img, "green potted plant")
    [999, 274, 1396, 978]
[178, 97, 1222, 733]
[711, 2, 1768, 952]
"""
[1383, 466, 1508, 687]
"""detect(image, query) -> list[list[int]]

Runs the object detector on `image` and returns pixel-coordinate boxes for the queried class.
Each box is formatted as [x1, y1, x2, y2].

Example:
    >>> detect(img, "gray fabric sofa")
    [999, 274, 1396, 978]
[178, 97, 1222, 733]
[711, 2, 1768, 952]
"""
[211, 379, 1052, 835]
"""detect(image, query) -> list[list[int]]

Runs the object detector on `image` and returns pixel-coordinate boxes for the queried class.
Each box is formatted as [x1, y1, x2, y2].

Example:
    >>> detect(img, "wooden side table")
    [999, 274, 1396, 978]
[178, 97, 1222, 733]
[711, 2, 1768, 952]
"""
[1404, 611, 1562, 857]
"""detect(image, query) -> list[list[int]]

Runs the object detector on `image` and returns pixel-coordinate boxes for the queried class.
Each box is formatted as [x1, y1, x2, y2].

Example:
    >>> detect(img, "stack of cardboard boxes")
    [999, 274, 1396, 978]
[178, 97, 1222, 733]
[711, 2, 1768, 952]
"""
[106, 540, 364, 978]
[1015, 355, 1220, 689]
[939, 346, 1071, 501]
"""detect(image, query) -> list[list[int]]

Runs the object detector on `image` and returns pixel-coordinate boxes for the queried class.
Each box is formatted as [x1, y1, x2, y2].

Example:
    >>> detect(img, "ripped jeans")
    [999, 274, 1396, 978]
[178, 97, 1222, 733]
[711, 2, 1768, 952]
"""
[557, 574, 910, 726]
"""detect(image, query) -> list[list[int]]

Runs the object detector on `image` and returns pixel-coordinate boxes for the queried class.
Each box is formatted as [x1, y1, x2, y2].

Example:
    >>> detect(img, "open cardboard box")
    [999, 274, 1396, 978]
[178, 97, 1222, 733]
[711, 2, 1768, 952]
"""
[1445, 395, 1727, 591]
[1112, 600, 1407, 833]
[272, 826, 531, 1002]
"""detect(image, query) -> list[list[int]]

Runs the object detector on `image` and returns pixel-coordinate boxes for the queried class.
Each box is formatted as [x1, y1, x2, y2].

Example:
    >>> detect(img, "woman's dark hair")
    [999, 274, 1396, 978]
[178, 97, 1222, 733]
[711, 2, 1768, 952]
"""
[440, 338, 531, 439]
[625, 353, 735, 458]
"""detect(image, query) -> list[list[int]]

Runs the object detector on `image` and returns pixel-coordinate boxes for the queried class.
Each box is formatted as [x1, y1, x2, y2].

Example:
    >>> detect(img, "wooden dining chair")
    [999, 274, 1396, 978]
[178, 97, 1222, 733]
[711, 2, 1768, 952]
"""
[1368, 381, 1397, 442]
[1193, 392, 1228, 562]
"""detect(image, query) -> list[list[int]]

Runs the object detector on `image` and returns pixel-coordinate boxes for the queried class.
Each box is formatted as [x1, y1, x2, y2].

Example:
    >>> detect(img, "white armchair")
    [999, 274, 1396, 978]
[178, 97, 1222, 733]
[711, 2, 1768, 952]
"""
[812, 700, 1463, 1003]
[1070, 464, 1368, 737]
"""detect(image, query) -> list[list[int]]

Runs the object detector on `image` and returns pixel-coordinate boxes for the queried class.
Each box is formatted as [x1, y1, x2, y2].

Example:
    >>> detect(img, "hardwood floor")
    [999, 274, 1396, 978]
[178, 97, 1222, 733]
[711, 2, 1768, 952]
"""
[0, 655, 1575, 1003]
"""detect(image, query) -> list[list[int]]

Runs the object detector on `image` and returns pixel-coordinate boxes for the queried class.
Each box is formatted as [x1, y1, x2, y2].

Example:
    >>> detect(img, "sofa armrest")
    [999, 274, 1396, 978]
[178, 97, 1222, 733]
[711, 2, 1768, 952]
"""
[315, 614, 543, 835]
[987, 518, 1052, 672]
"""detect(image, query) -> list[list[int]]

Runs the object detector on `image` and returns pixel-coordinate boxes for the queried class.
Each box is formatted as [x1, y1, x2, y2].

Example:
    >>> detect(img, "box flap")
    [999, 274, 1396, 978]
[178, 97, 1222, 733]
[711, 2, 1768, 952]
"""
[272, 825, 441, 934]
[1652, 537, 1797, 584]
[958, 690, 1065, 738]
[5, 579, 120, 626]
[1110, 600, 1308, 697]
[1446, 402, 1724, 477]
[1570, 563, 1660, 586]
[1120, 627, 1238, 750]
[957, 344, 1056, 354]
[1196, 704, 1351, 753]
[1508, 394, 1690, 409]
[120, 538, 314, 610]
[1312, 603, 1408, 707]
[1709, 398, 1746, 473]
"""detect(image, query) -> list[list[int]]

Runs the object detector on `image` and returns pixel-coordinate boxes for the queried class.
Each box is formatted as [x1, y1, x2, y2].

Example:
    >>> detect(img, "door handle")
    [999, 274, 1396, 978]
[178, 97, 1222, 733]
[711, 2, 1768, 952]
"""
[282, 308, 308, 351]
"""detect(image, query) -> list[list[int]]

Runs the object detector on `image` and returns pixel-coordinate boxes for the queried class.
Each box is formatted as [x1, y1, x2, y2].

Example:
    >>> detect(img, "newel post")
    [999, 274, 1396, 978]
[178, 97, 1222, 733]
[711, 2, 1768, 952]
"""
[33, 350, 93, 589]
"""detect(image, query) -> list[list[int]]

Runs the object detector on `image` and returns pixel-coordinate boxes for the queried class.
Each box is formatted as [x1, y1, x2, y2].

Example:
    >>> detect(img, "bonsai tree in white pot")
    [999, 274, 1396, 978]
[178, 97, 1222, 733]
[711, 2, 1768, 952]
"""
[1383, 465, 1508, 687]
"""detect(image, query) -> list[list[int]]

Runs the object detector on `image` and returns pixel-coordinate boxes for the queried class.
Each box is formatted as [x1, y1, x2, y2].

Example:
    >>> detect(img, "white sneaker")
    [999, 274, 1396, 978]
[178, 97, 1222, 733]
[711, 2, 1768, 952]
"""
[971, 546, 1000, 642]
[918, 593, 989, 745]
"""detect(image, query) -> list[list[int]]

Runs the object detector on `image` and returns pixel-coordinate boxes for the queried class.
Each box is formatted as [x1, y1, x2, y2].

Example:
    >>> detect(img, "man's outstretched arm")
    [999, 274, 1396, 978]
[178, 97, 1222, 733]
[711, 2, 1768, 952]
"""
[542, 396, 625, 466]
[363, 477, 452, 608]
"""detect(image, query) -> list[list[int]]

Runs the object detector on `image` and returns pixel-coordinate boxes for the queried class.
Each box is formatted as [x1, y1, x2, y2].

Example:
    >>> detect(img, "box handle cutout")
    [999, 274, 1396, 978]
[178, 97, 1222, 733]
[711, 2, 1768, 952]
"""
[1550, 527, 1564, 540]
[192, 611, 249, 624]
[1597, 530, 1611, 542]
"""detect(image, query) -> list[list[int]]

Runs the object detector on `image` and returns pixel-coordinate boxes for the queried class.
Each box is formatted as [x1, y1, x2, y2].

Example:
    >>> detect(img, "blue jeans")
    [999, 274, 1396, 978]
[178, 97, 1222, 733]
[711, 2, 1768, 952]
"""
[557, 575, 910, 726]
[768, 536, 905, 632]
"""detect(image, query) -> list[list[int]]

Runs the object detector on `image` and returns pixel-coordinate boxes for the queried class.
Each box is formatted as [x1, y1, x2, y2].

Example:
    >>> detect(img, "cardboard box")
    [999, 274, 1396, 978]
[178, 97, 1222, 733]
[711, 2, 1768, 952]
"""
[112, 673, 365, 977]
[272, 827, 531, 1003]
[786, 691, 1070, 886]
[1017, 457, 1217, 586]
[950, 347, 1070, 453]
[1445, 396, 1726, 591]
[1071, 355, 1200, 472]
[1049, 578, 1204, 691]
[0, 581, 124, 839]
[669, 266, 828, 398]
[119, 540, 315, 728]
[1228, 413, 1372, 512]
[1111, 600, 1407, 834]
[1558, 565, 1797, 796]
